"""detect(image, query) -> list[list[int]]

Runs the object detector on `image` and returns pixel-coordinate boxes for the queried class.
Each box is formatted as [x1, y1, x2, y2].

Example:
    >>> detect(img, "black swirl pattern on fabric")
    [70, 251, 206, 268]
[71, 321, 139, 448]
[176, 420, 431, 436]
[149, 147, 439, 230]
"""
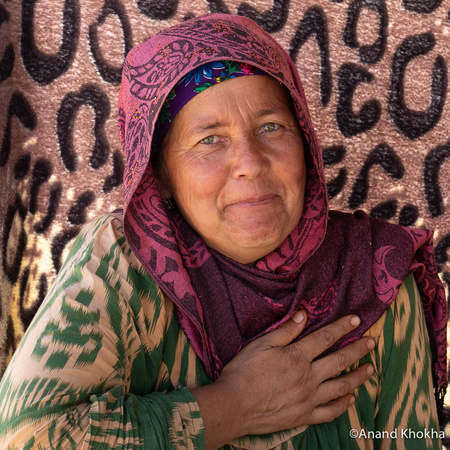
[136, 0, 179, 20]
[13, 153, 31, 180]
[0, 92, 36, 168]
[57, 85, 111, 172]
[349, 144, 404, 209]
[206, 0, 230, 14]
[19, 268, 47, 329]
[289, 7, 331, 106]
[336, 63, 381, 137]
[29, 159, 52, 215]
[103, 150, 125, 193]
[0, 4, 14, 83]
[403, 0, 443, 14]
[237, 0, 289, 33]
[21, 0, 80, 85]
[51, 228, 81, 273]
[343, 0, 387, 64]
[33, 183, 62, 234]
[12, 154, 62, 235]
[323, 145, 347, 199]
[2, 195, 28, 284]
[370, 200, 398, 220]
[398, 204, 419, 227]
[424, 140, 450, 217]
[435, 234, 450, 266]
[89, 0, 133, 85]
[388, 32, 448, 140]
[68, 191, 96, 225]
[30, 159, 62, 235]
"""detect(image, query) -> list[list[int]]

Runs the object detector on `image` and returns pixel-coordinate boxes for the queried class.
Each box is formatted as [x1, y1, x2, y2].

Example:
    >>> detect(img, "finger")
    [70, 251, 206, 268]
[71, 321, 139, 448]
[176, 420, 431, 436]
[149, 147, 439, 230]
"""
[308, 393, 356, 425]
[293, 315, 361, 360]
[262, 311, 307, 347]
[315, 363, 374, 407]
[313, 337, 375, 381]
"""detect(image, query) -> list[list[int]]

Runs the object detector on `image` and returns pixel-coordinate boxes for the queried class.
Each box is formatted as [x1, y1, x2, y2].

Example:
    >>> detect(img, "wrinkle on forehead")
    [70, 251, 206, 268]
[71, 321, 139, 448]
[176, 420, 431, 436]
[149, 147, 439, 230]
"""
[174, 76, 293, 134]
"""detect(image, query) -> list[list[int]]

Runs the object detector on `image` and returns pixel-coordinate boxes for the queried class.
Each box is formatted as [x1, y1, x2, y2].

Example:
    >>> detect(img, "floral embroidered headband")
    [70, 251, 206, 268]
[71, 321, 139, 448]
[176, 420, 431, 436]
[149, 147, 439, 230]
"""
[151, 60, 268, 159]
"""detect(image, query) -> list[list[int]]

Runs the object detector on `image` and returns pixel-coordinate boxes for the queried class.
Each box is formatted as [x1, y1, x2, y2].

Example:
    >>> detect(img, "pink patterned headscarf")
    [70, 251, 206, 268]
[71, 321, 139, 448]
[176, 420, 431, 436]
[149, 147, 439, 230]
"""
[118, 13, 446, 408]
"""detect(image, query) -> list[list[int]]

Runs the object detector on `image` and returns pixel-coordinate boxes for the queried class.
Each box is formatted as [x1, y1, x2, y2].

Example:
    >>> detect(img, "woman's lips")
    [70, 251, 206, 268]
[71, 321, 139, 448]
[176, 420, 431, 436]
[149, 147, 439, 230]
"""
[227, 195, 277, 208]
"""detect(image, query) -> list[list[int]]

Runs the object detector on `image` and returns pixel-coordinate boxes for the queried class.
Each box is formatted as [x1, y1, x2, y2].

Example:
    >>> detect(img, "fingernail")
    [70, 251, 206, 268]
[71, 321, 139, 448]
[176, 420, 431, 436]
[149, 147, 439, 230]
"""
[349, 396, 355, 404]
[350, 316, 360, 327]
[367, 365, 374, 376]
[367, 338, 375, 350]
[292, 311, 305, 324]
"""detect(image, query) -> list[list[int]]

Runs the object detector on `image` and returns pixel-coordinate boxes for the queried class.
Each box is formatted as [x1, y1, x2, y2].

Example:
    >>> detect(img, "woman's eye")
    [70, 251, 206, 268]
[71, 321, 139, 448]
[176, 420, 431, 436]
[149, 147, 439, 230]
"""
[258, 123, 280, 134]
[199, 135, 218, 145]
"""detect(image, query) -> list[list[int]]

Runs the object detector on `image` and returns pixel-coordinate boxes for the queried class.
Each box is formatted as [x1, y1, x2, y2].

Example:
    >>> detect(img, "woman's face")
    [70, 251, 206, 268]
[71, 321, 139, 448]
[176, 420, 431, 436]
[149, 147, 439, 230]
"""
[161, 75, 306, 264]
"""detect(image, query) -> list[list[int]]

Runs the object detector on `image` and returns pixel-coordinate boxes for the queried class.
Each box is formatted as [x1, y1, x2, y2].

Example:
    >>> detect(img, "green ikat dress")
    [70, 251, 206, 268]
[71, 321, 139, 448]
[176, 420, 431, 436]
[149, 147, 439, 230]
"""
[0, 214, 441, 449]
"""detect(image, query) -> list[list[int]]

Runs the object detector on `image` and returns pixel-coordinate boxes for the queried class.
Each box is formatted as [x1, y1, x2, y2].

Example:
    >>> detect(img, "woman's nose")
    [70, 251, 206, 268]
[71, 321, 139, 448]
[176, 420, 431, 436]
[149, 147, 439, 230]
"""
[230, 137, 269, 179]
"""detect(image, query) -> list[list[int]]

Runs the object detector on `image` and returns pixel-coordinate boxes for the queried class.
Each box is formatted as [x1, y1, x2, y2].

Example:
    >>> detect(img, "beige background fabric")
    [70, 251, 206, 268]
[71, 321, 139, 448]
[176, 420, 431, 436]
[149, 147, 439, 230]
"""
[0, 0, 449, 440]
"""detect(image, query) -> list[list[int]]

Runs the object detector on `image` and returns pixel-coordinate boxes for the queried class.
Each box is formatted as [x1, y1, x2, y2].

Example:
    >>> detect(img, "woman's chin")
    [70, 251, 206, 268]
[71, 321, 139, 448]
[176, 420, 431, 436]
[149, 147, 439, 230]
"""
[207, 222, 292, 263]
[191, 200, 301, 263]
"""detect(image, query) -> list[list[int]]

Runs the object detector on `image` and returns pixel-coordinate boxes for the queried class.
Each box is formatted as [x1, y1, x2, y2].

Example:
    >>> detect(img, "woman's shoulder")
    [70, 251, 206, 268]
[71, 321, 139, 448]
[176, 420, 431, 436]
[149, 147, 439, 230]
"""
[51, 211, 174, 328]
[73, 211, 127, 249]
[68, 211, 139, 275]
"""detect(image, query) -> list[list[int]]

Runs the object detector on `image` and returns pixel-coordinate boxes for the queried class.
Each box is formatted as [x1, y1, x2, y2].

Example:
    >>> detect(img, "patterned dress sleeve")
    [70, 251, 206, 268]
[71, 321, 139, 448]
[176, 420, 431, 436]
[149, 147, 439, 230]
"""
[0, 214, 206, 449]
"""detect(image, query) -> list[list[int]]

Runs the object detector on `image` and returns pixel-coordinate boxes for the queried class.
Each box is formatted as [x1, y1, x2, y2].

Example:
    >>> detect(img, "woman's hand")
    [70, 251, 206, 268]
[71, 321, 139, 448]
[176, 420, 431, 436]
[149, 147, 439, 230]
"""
[191, 312, 375, 449]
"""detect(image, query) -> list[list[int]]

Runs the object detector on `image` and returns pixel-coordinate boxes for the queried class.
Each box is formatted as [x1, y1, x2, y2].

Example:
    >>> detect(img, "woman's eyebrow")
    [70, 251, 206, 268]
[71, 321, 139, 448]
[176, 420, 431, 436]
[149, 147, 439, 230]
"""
[254, 108, 280, 118]
[190, 122, 224, 134]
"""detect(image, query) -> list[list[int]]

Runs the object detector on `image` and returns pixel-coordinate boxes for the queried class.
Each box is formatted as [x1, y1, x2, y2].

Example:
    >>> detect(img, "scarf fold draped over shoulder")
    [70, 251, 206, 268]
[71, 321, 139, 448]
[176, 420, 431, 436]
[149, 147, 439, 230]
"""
[118, 13, 447, 407]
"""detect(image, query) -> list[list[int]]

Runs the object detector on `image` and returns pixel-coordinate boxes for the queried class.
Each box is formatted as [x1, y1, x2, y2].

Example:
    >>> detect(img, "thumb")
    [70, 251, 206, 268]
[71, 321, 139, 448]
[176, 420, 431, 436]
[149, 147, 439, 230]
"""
[265, 311, 307, 347]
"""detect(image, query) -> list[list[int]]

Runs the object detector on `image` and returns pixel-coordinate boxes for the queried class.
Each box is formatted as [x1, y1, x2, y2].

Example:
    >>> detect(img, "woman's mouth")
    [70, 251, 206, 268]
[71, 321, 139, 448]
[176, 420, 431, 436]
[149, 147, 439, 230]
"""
[227, 195, 277, 208]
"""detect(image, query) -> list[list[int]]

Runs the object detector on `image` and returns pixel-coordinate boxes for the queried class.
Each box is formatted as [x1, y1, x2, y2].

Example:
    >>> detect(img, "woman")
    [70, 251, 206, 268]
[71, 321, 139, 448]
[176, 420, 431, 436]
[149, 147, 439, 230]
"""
[0, 13, 446, 449]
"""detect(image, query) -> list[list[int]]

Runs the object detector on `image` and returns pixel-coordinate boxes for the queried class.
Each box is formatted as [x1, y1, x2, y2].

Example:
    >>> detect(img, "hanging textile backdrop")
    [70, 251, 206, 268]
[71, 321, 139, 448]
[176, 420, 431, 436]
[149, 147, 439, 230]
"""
[0, 0, 449, 438]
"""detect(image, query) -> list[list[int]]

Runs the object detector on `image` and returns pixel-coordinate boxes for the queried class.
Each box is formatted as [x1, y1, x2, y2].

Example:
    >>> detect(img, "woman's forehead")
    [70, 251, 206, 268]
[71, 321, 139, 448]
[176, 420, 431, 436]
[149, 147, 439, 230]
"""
[178, 76, 291, 119]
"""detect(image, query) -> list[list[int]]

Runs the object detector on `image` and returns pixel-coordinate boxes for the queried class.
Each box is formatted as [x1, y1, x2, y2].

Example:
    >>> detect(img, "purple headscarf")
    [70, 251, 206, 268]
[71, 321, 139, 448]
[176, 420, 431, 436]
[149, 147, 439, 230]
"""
[118, 14, 447, 409]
